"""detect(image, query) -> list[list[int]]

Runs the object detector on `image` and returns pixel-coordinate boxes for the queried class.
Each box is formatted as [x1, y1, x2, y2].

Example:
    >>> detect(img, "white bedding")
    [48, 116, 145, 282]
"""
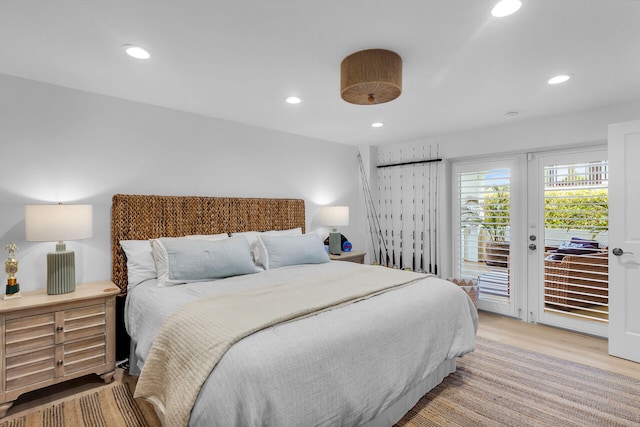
[125, 261, 478, 426]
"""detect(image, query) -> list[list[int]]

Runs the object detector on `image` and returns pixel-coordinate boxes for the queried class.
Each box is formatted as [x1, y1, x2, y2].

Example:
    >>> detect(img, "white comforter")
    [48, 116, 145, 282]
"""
[126, 262, 478, 427]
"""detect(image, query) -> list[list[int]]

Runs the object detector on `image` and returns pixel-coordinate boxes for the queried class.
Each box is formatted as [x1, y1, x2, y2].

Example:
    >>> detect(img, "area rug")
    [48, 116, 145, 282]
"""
[0, 382, 159, 427]
[396, 336, 640, 427]
[1, 337, 637, 426]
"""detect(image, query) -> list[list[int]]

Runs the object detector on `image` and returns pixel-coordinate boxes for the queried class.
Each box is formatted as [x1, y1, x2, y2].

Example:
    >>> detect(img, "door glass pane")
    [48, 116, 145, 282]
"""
[458, 168, 511, 305]
[543, 160, 609, 323]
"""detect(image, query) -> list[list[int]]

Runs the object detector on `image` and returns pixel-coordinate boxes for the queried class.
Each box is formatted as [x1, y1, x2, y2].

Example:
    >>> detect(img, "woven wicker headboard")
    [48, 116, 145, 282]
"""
[111, 194, 306, 295]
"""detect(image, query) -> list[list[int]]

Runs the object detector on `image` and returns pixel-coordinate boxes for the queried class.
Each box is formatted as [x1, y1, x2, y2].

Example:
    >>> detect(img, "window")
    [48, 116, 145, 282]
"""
[543, 160, 609, 323]
[457, 167, 511, 304]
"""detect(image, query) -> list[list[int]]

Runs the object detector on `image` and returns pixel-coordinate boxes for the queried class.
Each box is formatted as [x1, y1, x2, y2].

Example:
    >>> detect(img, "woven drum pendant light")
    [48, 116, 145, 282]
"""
[340, 49, 402, 105]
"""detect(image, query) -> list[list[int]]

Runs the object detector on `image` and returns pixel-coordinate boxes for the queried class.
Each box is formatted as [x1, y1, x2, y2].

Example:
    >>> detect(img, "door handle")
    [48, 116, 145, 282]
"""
[612, 247, 634, 256]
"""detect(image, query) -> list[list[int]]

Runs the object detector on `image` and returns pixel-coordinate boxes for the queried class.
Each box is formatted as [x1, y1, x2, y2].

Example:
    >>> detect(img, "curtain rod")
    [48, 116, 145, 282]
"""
[376, 158, 443, 169]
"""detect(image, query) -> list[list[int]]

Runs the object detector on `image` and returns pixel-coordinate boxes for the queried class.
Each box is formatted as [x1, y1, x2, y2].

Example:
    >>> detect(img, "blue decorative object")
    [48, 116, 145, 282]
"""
[342, 241, 353, 252]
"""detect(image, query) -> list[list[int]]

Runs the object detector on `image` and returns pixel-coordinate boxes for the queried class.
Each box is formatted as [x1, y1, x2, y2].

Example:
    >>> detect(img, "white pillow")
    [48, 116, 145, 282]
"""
[230, 231, 262, 247]
[119, 234, 229, 289]
[184, 233, 229, 241]
[258, 233, 329, 269]
[151, 236, 259, 287]
[265, 227, 302, 236]
[254, 228, 302, 269]
[119, 240, 156, 290]
[231, 228, 302, 268]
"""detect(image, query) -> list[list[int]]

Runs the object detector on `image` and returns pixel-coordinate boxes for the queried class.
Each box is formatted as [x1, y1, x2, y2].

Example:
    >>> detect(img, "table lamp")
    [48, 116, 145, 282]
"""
[320, 206, 349, 255]
[25, 204, 93, 295]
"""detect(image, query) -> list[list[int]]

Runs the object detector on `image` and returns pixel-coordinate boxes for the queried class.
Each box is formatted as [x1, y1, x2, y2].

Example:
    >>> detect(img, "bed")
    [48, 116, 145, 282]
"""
[111, 194, 478, 427]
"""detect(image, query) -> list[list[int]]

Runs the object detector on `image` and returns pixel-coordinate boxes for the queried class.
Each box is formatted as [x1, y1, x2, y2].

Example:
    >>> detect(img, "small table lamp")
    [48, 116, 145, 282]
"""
[25, 204, 93, 295]
[320, 206, 349, 255]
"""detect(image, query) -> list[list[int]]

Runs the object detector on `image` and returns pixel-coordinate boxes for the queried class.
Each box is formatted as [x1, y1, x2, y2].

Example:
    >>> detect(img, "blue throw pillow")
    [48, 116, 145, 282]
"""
[151, 235, 259, 286]
[258, 233, 330, 269]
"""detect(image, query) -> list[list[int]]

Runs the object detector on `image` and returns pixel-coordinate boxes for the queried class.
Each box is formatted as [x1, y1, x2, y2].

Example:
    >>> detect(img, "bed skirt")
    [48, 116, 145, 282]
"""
[363, 358, 457, 427]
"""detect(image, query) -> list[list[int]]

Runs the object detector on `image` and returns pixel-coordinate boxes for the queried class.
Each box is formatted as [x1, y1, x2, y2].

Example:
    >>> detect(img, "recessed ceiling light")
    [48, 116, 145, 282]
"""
[491, 0, 522, 17]
[548, 74, 572, 85]
[285, 96, 302, 104]
[371, 122, 384, 128]
[122, 44, 151, 60]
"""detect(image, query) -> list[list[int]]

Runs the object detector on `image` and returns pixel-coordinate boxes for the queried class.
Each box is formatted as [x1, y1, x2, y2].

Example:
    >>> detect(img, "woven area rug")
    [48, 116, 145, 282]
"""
[396, 336, 640, 427]
[0, 382, 159, 427]
[1, 337, 637, 426]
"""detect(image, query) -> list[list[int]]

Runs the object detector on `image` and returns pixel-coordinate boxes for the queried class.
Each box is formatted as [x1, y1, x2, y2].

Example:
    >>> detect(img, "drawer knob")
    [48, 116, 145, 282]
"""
[56, 360, 63, 366]
[56, 326, 64, 332]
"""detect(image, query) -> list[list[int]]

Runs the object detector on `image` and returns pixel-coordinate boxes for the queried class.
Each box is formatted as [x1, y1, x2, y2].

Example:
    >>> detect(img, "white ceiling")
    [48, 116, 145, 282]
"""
[1, 0, 639, 146]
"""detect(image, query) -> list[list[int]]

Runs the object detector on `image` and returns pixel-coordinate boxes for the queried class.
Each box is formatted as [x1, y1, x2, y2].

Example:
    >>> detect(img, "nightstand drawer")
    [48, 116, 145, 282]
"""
[63, 335, 106, 375]
[5, 313, 56, 356]
[64, 304, 106, 342]
[65, 304, 105, 324]
[64, 322, 105, 343]
[5, 347, 56, 391]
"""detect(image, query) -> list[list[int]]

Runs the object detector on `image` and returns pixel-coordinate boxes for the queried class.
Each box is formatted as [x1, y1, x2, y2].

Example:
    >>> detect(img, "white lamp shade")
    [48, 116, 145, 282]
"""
[320, 206, 349, 227]
[25, 204, 93, 242]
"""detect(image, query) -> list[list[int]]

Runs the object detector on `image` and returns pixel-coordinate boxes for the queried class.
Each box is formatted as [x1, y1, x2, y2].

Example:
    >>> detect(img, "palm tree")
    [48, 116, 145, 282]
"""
[481, 185, 510, 242]
[461, 185, 510, 267]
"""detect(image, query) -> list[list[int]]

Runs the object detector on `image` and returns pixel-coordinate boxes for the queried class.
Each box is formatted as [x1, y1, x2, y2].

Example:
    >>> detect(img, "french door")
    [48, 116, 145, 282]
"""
[453, 148, 608, 336]
[453, 157, 525, 318]
[528, 148, 609, 337]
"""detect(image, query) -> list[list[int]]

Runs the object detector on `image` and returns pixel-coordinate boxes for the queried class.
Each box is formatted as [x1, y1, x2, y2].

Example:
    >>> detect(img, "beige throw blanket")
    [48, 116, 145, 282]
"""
[134, 266, 426, 427]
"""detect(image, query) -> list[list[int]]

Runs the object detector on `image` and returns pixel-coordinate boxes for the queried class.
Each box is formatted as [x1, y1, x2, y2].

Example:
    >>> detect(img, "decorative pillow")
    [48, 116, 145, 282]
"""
[230, 231, 262, 247]
[119, 240, 156, 289]
[254, 228, 302, 268]
[258, 233, 329, 269]
[266, 227, 302, 235]
[184, 233, 229, 241]
[151, 236, 259, 287]
[231, 228, 302, 268]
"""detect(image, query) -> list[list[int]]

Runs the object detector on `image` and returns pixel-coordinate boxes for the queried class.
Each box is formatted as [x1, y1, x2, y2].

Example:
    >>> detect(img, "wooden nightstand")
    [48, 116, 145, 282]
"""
[0, 281, 119, 417]
[329, 251, 366, 264]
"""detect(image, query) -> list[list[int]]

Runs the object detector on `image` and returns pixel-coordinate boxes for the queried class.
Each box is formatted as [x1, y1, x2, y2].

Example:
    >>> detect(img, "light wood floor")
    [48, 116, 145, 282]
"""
[477, 311, 640, 379]
[3, 312, 639, 418]
[4, 366, 137, 419]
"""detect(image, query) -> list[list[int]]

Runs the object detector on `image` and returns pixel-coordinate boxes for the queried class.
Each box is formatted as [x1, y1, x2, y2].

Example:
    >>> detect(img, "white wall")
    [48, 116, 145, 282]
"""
[3, 72, 636, 292]
[385, 100, 640, 160]
[372, 101, 640, 278]
[0, 74, 363, 292]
